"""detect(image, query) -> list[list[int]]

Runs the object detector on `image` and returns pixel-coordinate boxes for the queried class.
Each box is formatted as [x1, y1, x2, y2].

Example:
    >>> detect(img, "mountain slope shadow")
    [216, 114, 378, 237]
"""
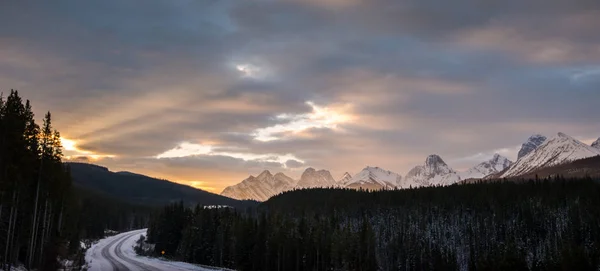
[68, 162, 257, 208]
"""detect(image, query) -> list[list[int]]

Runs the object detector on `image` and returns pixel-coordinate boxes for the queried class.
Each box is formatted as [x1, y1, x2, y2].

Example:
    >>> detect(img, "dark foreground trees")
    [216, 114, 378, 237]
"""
[0, 90, 72, 270]
[0, 90, 152, 270]
[148, 177, 600, 271]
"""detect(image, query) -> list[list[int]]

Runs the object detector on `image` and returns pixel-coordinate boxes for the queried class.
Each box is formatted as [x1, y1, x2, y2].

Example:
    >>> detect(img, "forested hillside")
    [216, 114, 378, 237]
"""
[148, 177, 600, 271]
[519, 156, 600, 179]
[71, 186, 153, 239]
[68, 162, 255, 208]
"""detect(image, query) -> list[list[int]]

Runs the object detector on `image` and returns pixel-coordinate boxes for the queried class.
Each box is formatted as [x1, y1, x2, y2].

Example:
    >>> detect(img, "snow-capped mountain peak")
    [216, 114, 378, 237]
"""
[517, 134, 547, 159]
[592, 137, 600, 150]
[343, 166, 402, 189]
[426, 154, 443, 164]
[339, 172, 352, 183]
[274, 172, 288, 178]
[221, 170, 296, 201]
[502, 132, 600, 178]
[223, 131, 599, 201]
[257, 170, 273, 179]
[296, 168, 337, 188]
[424, 155, 451, 172]
[460, 154, 513, 180]
[404, 155, 460, 187]
[490, 153, 512, 168]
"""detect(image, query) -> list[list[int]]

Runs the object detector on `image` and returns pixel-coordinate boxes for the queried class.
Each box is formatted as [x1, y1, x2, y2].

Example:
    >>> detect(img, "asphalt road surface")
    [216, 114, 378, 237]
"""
[87, 229, 215, 271]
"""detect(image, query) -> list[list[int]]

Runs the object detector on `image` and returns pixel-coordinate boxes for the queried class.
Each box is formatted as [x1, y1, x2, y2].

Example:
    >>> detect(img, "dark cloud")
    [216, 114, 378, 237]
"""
[1, 0, 599, 191]
[69, 156, 91, 162]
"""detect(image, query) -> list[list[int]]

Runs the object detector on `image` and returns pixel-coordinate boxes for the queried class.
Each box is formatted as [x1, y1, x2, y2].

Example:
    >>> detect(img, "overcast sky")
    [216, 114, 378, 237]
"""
[1, 0, 599, 192]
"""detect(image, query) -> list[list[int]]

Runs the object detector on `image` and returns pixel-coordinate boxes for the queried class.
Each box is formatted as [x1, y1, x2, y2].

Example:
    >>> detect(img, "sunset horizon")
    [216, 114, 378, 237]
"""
[2, 1, 600, 270]
[3, 0, 599, 193]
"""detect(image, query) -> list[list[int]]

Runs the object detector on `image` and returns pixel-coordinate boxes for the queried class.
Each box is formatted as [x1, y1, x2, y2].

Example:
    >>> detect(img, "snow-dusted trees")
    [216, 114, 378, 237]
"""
[148, 177, 600, 270]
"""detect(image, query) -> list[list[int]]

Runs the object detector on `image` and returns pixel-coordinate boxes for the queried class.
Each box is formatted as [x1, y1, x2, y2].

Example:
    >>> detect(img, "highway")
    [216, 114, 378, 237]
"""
[86, 229, 215, 271]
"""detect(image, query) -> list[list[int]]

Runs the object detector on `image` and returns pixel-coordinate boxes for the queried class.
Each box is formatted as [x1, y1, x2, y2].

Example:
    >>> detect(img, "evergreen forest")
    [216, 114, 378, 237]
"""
[147, 177, 600, 271]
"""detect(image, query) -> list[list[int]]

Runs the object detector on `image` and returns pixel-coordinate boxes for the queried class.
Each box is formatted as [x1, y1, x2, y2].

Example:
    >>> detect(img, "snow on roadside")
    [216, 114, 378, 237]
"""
[121, 230, 218, 271]
[0, 265, 28, 271]
[86, 229, 228, 271]
[85, 230, 132, 271]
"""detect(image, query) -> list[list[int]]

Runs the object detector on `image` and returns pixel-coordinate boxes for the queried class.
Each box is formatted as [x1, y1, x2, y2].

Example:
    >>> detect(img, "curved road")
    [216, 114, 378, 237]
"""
[98, 231, 131, 271]
[100, 230, 162, 271]
[87, 229, 215, 271]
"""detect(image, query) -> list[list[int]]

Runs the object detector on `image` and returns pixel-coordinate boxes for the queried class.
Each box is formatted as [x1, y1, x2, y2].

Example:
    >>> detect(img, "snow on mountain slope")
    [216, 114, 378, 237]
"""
[517, 134, 547, 159]
[404, 155, 460, 187]
[460, 154, 513, 180]
[296, 168, 337, 188]
[338, 172, 353, 183]
[343, 166, 402, 189]
[501, 133, 600, 178]
[592, 138, 600, 150]
[221, 170, 296, 201]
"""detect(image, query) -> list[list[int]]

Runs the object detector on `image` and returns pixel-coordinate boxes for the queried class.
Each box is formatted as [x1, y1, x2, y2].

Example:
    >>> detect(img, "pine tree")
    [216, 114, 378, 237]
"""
[0, 90, 84, 269]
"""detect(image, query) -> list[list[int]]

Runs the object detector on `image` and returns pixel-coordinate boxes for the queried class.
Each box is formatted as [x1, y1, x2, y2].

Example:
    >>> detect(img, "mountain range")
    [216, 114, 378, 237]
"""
[459, 154, 512, 180]
[221, 132, 600, 201]
[343, 166, 403, 189]
[404, 155, 461, 187]
[220, 170, 297, 202]
[501, 133, 600, 178]
[297, 168, 337, 188]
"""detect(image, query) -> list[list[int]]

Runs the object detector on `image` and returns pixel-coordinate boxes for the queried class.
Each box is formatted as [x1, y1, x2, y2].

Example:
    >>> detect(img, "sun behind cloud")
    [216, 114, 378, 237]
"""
[60, 137, 115, 161]
[60, 138, 78, 151]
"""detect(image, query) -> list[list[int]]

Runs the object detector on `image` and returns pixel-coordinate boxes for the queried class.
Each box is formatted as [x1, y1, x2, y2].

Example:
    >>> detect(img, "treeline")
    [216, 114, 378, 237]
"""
[147, 177, 600, 271]
[0, 90, 71, 270]
[74, 187, 152, 239]
[0, 90, 153, 270]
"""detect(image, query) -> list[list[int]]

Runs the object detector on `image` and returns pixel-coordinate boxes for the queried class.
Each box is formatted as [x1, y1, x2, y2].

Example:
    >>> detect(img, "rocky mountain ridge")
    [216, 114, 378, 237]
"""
[501, 133, 600, 178]
[460, 154, 513, 180]
[221, 132, 600, 201]
[517, 134, 547, 159]
[592, 138, 600, 150]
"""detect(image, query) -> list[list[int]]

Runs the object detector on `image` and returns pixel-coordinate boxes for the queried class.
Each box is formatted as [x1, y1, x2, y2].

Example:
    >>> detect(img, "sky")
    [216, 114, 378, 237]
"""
[1, 0, 599, 193]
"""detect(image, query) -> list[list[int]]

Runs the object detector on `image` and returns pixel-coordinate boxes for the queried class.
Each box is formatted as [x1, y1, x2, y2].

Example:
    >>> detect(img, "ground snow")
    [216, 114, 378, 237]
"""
[86, 229, 221, 271]
[0, 265, 28, 271]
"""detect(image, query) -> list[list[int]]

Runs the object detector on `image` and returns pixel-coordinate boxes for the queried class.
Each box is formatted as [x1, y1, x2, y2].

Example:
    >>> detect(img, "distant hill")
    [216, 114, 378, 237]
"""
[67, 162, 256, 209]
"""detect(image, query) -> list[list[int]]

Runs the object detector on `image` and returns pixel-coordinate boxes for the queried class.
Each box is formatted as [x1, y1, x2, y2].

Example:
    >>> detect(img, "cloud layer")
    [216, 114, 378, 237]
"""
[1, 0, 599, 191]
